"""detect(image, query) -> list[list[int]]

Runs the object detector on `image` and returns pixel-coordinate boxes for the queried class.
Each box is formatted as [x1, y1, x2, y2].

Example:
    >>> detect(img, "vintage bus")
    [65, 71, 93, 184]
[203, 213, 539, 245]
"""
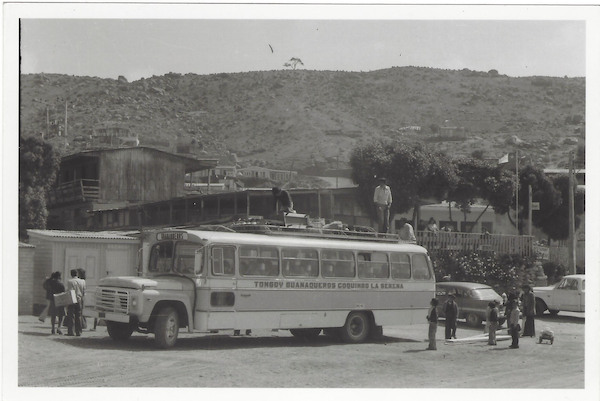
[90, 226, 435, 348]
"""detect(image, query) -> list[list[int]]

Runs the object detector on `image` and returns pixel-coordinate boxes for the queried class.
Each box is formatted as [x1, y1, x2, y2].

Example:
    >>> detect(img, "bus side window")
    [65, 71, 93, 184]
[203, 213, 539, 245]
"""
[391, 253, 411, 279]
[212, 246, 235, 276]
[358, 252, 388, 279]
[412, 254, 432, 280]
[282, 248, 318, 277]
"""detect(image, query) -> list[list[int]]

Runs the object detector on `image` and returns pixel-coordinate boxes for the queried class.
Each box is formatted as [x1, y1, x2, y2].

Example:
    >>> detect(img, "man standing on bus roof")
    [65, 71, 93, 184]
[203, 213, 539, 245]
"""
[373, 177, 392, 233]
[272, 187, 295, 214]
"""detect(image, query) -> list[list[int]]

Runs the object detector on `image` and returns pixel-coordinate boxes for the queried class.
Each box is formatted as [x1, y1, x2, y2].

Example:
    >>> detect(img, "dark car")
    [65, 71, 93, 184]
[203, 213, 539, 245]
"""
[436, 282, 505, 327]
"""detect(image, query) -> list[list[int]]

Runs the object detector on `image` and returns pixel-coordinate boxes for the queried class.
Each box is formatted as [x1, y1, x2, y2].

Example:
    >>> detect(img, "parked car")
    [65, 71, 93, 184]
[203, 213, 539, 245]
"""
[533, 274, 585, 316]
[436, 282, 505, 327]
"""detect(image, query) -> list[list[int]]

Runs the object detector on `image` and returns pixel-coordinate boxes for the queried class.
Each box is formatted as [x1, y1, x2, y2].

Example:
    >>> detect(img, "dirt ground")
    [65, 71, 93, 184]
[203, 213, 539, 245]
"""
[7, 311, 590, 398]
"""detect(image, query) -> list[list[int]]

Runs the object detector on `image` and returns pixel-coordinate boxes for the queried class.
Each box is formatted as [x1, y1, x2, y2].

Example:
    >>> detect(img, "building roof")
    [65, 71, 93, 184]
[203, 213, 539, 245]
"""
[19, 242, 36, 248]
[27, 229, 138, 241]
[60, 147, 218, 173]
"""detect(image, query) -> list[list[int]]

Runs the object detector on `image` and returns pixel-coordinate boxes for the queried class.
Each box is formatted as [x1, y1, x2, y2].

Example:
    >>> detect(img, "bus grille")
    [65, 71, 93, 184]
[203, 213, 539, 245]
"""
[96, 288, 129, 314]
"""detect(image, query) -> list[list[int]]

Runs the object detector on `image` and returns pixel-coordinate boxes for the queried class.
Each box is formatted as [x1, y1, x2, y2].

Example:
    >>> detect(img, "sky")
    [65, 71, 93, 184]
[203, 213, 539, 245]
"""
[20, 16, 587, 81]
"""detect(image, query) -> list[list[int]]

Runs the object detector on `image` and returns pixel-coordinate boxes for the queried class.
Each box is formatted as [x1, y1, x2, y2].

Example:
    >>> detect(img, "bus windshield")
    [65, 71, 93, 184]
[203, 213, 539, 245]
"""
[148, 241, 204, 275]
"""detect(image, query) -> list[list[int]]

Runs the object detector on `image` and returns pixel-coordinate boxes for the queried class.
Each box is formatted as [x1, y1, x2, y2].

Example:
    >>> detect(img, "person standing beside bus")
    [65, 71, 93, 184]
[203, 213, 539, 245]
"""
[47, 272, 65, 335]
[373, 177, 392, 233]
[426, 298, 439, 350]
[443, 293, 458, 340]
[65, 269, 85, 336]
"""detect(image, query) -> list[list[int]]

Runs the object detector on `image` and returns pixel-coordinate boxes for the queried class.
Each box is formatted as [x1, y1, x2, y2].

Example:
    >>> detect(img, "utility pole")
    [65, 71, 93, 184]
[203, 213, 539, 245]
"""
[568, 151, 576, 275]
[528, 184, 532, 236]
[515, 149, 519, 235]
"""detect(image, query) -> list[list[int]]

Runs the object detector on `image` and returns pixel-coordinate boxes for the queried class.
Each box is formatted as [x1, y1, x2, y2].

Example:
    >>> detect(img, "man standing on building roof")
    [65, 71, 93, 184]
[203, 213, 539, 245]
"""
[373, 177, 392, 233]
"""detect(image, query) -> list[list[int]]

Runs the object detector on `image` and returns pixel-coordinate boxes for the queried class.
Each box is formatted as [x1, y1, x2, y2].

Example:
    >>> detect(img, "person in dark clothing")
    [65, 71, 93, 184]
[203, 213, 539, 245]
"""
[488, 301, 500, 345]
[426, 298, 439, 350]
[443, 294, 459, 340]
[521, 284, 536, 337]
[47, 271, 65, 335]
[272, 187, 295, 213]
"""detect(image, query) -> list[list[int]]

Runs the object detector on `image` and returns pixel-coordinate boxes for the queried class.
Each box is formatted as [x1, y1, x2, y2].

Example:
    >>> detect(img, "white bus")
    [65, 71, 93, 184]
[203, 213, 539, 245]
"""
[90, 226, 435, 348]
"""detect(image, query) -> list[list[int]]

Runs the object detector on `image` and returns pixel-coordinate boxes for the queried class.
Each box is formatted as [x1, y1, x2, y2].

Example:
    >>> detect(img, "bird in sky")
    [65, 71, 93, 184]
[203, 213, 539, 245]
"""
[268, 44, 274, 53]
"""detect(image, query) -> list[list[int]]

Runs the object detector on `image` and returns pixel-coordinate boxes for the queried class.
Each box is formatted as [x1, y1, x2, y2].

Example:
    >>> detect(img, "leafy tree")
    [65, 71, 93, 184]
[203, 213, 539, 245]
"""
[19, 135, 60, 239]
[446, 159, 515, 231]
[515, 165, 584, 239]
[539, 174, 584, 240]
[349, 140, 457, 225]
[283, 57, 304, 70]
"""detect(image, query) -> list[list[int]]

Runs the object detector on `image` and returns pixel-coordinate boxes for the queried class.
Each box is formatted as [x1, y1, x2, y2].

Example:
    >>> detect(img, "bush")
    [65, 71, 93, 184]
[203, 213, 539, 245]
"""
[542, 261, 567, 284]
[430, 250, 534, 293]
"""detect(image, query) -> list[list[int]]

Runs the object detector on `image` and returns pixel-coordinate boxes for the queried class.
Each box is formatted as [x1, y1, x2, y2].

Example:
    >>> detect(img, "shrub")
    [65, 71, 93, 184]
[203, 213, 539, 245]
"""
[430, 250, 533, 292]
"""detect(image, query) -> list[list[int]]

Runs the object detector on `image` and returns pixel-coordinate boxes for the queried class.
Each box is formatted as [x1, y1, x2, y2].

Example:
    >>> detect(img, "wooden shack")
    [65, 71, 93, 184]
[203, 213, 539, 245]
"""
[47, 147, 218, 230]
[27, 230, 140, 314]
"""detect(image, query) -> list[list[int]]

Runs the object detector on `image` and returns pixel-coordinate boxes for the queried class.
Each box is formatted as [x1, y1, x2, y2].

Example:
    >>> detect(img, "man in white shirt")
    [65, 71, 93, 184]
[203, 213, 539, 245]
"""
[373, 177, 392, 233]
[65, 269, 86, 336]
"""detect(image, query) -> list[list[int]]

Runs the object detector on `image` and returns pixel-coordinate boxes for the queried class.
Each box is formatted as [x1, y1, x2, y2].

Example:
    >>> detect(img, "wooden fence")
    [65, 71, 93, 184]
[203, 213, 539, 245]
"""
[416, 231, 534, 257]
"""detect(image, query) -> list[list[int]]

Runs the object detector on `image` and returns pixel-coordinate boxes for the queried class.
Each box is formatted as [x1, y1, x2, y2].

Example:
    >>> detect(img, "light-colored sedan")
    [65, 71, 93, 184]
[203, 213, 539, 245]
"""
[533, 274, 585, 316]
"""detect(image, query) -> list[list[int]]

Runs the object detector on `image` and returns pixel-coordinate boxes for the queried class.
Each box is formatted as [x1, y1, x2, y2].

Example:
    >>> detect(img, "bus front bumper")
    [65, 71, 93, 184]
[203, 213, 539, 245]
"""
[87, 310, 131, 323]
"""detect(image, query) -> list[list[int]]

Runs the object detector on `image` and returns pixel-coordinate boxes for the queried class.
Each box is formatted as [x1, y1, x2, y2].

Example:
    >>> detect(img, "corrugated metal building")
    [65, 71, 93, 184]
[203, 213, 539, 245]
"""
[18, 242, 36, 315]
[26, 230, 140, 315]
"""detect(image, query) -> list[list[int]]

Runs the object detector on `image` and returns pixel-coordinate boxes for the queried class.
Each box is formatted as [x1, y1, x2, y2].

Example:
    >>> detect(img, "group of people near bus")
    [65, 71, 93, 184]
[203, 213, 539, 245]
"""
[39, 268, 95, 336]
[426, 283, 536, 350]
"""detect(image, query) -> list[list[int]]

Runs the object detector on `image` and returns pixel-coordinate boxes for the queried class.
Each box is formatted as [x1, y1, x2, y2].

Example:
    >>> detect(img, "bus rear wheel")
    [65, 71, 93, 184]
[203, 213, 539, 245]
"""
[290, 328, 322, 339]
[106, 321, 134, 341]
[341, 311, 370, 343]
[154, 307, 179, 349]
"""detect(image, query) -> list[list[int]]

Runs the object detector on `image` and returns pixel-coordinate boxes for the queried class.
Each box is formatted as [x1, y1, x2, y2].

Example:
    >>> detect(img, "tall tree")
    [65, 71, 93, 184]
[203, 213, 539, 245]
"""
[350, 140, 457, 226]
[447, 159, 515, 231]
[19, 135, 60, 239]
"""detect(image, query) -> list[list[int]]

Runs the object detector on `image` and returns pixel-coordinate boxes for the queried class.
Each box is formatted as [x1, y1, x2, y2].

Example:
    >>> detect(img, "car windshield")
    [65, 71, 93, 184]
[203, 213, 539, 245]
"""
[472, 288, 499, 300]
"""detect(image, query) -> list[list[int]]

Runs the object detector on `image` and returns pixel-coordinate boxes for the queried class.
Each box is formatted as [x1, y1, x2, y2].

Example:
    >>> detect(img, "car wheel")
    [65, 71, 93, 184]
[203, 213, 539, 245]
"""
[466, 313, 482, 327]
[548, 309, 559, 316]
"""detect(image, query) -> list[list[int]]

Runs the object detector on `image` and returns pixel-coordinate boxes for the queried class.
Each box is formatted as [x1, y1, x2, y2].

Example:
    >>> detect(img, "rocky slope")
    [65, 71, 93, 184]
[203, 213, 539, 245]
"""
[19, 67, 585, 171]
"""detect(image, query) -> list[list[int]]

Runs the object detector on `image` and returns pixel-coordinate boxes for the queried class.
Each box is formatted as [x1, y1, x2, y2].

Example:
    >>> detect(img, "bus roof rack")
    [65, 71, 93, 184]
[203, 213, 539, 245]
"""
[229, 221, 403, 243]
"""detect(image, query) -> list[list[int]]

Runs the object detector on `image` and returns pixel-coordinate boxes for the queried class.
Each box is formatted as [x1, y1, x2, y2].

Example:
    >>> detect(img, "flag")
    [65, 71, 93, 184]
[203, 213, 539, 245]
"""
[498, 153, 509, 164]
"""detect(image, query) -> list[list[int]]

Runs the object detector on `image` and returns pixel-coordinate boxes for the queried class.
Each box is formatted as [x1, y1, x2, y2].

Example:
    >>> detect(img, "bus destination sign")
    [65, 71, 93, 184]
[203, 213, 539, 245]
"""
[156, 232, 188, 241]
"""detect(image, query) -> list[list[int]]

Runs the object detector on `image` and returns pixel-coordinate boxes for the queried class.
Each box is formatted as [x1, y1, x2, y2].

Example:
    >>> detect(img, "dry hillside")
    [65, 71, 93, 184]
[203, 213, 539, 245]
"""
[19, 67, 585, 172]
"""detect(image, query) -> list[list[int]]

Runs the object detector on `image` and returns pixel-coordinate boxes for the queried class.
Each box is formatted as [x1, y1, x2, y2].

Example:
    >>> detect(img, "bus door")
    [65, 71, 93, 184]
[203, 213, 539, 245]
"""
[208, 245, 237, 329]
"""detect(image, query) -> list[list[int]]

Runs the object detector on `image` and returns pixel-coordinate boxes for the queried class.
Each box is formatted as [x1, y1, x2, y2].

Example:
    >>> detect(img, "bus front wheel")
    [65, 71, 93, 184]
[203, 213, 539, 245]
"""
[154, 307, 179, 349]
[341, 311, 370, 343]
